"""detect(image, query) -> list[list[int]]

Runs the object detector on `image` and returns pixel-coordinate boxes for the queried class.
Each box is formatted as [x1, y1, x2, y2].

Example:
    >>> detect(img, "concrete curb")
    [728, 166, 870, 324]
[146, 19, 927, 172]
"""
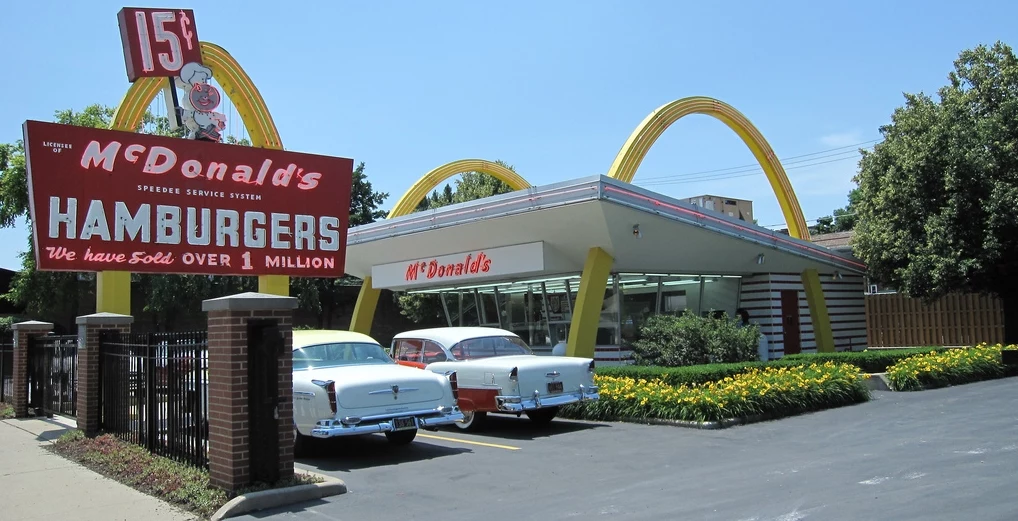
[615, 413, 777, 430]
[210, 471, 347, 521]
[863, 373, 894, 391]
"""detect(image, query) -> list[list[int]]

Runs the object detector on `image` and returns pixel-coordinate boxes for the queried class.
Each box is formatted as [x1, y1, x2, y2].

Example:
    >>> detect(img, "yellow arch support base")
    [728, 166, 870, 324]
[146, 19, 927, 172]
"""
[349, 276, 381, 335]
[97, 41, 288, 313]
[349, 160, 532, 335]
[566, 247, 614, 359]
[801, 269, 835, 353]
[96, 271, 132, 315]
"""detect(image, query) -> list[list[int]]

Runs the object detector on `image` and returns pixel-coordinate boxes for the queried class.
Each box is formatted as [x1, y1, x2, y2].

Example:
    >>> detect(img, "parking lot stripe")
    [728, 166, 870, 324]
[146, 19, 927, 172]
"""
[417, 433, 521, 451]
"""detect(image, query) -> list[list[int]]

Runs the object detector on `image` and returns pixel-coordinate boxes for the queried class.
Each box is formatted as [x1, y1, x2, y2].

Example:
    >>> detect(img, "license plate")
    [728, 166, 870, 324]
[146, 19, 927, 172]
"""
[547, 381, 564, 393]
[392, 416, 417, 431]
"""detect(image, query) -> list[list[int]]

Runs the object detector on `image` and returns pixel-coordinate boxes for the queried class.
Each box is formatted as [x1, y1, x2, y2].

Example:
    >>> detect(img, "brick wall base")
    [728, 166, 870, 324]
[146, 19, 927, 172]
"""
[203, 294, 296, 493]
[76, 314, 133, 436]
[12, 322, 54, 418]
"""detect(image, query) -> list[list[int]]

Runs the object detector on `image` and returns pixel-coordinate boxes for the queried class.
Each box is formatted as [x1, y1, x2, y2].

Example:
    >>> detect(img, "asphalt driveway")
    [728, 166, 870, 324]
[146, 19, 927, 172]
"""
[234, 377, 1018, 521]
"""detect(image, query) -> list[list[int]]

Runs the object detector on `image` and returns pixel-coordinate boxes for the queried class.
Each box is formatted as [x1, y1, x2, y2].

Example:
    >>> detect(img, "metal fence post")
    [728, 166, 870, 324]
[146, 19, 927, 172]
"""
[146, 332, 156, 451]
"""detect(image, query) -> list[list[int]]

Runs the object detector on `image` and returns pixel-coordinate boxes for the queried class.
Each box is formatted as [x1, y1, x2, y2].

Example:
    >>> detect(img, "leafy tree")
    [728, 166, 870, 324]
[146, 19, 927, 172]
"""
[1, 105, 121, 328]
[852, 41, 1018, 343]
[290, 161, 389, 328]
[395, 160, 519, 322]
[0, 104, 266, 330]
[811, 188, 860, 235]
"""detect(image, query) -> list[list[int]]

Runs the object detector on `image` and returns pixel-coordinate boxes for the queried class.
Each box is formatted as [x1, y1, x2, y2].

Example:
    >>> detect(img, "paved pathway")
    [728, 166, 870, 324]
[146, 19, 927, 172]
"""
[0, 415, 196, 521]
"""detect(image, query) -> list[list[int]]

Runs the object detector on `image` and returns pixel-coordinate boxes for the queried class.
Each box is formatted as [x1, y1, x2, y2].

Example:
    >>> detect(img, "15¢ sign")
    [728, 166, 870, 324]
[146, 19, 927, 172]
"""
[118, 7, 203, 82]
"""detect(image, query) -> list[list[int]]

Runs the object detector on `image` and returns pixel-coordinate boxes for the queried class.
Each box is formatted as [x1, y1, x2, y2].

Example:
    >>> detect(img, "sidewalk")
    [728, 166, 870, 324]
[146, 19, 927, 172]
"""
[0, 416, 197, 521]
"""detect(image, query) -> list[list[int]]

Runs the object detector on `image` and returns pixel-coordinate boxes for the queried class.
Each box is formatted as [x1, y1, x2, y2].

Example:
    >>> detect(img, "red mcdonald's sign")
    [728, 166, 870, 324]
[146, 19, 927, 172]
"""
[22, 120, 354, 277]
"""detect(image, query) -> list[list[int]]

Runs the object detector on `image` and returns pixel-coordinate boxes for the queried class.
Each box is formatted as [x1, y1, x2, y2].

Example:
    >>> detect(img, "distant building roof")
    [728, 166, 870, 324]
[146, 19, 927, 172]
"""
[811, 231, 854, 252]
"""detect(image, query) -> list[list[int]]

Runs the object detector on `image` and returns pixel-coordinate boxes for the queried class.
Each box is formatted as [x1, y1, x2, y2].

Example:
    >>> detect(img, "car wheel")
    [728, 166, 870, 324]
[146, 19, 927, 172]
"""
[454, 410, 487, 431]
[525, 406, 559, 425]
[385, 428, 418, 445]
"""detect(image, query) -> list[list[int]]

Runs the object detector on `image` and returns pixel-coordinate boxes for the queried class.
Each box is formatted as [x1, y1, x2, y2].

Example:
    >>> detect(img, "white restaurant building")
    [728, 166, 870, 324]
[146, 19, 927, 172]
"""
[343, 175, 869, 365]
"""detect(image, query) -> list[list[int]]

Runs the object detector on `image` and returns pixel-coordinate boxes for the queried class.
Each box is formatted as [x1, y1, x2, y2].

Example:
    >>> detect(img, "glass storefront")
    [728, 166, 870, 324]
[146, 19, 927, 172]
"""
[409, 272, 743, 349]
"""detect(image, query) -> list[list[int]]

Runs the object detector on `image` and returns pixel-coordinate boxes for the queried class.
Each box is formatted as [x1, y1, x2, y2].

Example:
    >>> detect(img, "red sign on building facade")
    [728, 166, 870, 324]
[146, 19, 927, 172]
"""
[23, 120, 354, 277]
[118, 7, 203, 82]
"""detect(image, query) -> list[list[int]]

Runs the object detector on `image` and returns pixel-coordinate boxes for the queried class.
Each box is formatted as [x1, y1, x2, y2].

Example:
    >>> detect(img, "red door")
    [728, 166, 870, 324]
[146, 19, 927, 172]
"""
[780, 290, 801, 355]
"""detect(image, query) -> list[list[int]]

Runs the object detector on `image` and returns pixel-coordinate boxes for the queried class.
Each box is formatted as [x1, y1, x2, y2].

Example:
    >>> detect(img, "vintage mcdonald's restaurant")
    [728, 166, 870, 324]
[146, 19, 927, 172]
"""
[342, 174, 870, 366]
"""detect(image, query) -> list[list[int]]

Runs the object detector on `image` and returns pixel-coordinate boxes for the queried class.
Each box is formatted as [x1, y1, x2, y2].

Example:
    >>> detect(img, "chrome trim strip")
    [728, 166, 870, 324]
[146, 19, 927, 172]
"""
[310, 408, 464, 438]
[367, 387, 419, 395]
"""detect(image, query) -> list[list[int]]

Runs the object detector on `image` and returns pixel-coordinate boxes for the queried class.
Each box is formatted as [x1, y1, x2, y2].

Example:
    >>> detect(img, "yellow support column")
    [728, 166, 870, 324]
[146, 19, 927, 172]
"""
[567, 247, 614, 359]
[258, 275, 290, 296]
[349, 276, 380, 335]
[802, 269, 835, 353]
[96, 271, 132, 314]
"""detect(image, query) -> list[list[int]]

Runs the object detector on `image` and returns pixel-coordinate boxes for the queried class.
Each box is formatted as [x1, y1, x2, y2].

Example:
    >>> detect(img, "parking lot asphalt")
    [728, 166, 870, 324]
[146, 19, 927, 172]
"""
[234, 378, 1018, 521]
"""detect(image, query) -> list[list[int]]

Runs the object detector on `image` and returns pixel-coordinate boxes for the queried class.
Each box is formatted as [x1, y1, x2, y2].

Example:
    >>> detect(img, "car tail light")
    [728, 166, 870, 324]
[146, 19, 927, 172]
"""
[588, 360, 596, 373]
[448, 371, 459, 402]
[326, 382, 337, 414]
[312, 379, 338, 414]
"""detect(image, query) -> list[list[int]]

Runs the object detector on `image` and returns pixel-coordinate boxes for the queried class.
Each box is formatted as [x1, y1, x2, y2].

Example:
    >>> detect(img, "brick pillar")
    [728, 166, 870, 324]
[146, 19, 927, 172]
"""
[11, 321, 54, 418]
[76, 313, 133, 436]
[203, 292, 297, 493]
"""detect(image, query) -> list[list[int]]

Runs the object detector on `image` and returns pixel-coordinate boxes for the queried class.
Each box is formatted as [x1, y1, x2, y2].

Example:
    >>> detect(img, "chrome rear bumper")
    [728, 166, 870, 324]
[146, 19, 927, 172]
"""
[495, 384, 600, 412]
[310, 406, 464, 438]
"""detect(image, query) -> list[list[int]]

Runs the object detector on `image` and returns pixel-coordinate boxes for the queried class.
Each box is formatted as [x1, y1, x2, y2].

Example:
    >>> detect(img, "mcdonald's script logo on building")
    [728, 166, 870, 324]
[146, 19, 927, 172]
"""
[22, 120, 354, 277]
[370, 242, 547, 290]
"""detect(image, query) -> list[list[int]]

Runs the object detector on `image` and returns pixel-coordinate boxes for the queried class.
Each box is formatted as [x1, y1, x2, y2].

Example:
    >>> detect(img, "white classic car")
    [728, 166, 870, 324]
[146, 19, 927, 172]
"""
[291, 330, 464, 451]
[389, 327, 600, 431]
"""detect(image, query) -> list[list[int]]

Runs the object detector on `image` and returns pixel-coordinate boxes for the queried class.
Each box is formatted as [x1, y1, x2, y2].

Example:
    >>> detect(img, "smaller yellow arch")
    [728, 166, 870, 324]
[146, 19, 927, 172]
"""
[349, 159, 532, 335]
[606, 96, 811, 241]
[387, 159, 532, 218]
[98, 41, 288, 315]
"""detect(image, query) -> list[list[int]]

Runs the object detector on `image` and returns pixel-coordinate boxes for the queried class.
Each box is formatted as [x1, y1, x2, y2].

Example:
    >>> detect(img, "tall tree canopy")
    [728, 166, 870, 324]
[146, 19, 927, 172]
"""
[852, 41, 1018, 342]
[396, 161, 519, 323]
[292, 161, 389, 328]
[811, 188, 860, 235]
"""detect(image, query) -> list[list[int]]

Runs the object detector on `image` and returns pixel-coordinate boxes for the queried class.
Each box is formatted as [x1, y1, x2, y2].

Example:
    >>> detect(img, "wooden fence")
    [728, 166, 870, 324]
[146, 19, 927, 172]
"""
[865, 292, 1003, 347]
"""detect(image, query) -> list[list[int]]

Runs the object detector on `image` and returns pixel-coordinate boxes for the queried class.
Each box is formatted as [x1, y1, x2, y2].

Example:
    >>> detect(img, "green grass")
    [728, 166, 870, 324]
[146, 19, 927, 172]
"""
[1, 401, 14, 419]
[49, 431, 322, 518]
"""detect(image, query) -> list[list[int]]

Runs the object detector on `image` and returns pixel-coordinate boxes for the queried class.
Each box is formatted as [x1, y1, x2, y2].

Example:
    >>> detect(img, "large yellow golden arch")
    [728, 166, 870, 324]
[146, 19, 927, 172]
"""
[606, 96, 811, 241]
[348, 159, 531, 334]
[566, 96, 835, 356]
[97, 41, 288, 314]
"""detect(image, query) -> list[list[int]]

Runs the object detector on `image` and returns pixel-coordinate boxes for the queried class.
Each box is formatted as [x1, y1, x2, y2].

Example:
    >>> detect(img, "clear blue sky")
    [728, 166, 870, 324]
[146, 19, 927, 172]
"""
[1, 1, 1015, 270]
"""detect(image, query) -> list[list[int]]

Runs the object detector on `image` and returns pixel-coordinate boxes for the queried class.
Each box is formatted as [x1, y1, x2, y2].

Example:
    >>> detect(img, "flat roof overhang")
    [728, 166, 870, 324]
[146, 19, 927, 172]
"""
[345, 175, 867, 291]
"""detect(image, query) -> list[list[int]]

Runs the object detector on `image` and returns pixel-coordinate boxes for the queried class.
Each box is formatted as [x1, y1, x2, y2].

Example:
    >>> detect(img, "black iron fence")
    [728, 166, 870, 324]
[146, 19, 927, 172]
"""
[27, 335, 78, 417]
[99, 330, 209, 469]
[1, 331, 13, 403]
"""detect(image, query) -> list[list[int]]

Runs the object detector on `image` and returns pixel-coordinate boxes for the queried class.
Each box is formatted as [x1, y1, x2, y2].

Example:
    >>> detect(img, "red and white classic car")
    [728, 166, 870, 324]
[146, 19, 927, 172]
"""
[389, 327, 600, 430]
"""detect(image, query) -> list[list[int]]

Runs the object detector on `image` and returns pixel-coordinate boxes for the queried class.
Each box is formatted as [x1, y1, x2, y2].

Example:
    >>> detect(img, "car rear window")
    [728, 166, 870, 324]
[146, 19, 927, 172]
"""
[449, 336, 532, 360]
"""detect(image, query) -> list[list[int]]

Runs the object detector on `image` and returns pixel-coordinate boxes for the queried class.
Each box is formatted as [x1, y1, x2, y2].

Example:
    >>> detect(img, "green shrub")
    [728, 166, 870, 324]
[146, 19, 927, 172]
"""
[782, 347, 947, 373]
[0, 316, 14, 334]
[885, 343, 1018, 391]
[562, 362, 870, 423]
[630, 311, 760, 367]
